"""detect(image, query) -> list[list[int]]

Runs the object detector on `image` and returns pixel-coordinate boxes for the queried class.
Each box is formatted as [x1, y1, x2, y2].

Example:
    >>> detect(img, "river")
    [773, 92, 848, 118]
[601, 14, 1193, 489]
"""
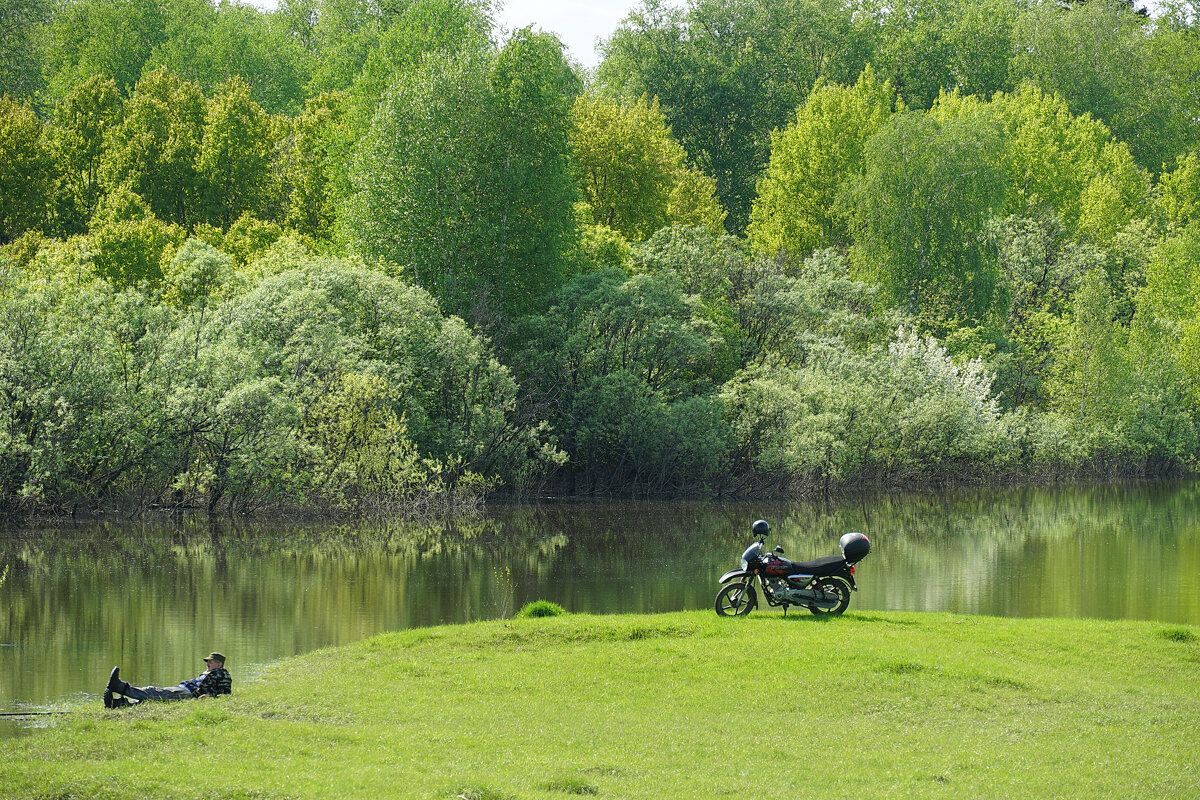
[2, 481, 1198, 734]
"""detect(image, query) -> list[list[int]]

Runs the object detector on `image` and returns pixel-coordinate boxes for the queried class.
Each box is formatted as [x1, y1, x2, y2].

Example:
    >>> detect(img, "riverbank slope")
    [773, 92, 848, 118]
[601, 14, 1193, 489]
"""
[2, 611, 1197, 799]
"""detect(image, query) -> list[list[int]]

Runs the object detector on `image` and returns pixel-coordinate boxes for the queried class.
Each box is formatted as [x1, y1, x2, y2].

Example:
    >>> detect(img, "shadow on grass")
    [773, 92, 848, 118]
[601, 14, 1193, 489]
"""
[540, 776, 600, 795]
[446, 788, 515, 800]
[773, 611, 921, 626]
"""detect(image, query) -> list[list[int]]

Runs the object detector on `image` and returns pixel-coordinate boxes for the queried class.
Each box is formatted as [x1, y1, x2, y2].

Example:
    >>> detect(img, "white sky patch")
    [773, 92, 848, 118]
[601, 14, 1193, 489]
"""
[493, 0, 640, 69]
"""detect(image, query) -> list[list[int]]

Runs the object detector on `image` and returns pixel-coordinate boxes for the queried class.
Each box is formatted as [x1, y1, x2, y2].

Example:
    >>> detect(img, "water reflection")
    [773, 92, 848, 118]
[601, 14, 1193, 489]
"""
[1, 482, 1198, 725]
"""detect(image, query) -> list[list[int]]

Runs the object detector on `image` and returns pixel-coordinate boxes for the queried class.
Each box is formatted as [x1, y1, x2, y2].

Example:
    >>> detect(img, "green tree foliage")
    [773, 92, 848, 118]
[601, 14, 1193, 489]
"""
[294, 0, 389, 94]
[938, 84, 1148, 238]
[344, 30, 580, 322]
[46, 74, 123, 235]
[270, 92, 346, 240]
[5, 0, 1200, 505]
[0, 235, 560, 512]
[207, 246, 561, 495]
[484, 29, 580, 314]
[0, 95, 53, 244]
[514, 266, 727, 494]
[342, 50, 493, 308]
[42, 0, 167, 103]
[569, 92, 724, 241]
[86, 187, 186, 286]
[1046, 267, 1140, 464]
[843, 110, 1006, 324]
[0, 0, 49, 101]
[145, 0, 309, 115]
[864, 0, 1017, 109]
[748, 66, 899, 258]
[598, 0, 868, 232]
[1138, 222, 1200, 400]
[344, 0, 492, 126]
[101, 68, 206, 228]
[0, 239, 178, 509]
[720, 288, 1013, 492]
[1157, 151, 1200, 231]
[197, 77, 272, 229]
[1012, 0, 1187, 172]
[988, 212, 1101, 408]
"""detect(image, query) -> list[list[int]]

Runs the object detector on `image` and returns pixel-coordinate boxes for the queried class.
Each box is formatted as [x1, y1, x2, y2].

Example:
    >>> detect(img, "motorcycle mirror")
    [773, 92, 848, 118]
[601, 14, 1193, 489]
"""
[773, 545, 785, 554]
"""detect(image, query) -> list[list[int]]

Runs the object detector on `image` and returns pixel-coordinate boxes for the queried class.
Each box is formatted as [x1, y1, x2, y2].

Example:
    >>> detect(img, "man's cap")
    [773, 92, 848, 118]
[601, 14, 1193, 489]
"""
[204, 652, 226, 664]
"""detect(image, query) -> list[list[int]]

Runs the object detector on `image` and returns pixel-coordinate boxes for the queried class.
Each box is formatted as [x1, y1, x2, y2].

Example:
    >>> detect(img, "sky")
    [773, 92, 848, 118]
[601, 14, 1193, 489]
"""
[493, 0, 644, 69]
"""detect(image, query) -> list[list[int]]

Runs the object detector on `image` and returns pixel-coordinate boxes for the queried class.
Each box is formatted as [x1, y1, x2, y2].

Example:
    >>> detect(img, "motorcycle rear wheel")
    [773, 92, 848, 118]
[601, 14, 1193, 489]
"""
[715, 581, 757, 617]
[807, 576, 852, 616]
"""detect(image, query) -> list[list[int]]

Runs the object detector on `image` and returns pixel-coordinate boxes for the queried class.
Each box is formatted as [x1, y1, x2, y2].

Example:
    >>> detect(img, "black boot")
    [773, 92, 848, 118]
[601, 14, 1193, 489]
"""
[105, 667, 121, 693]
[110, 697, 132, 709]
[103, 689, 113, 708]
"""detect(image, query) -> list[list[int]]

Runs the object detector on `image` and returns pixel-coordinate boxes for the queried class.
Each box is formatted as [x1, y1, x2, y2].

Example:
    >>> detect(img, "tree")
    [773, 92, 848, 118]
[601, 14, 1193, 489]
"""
[41, 0, 167, 104]
[146, 0, 310, 115]
[270, 92, 346, 240]
[483, 28, 581, 316]
[569, 93, 724, 240]
[342, 50, 494, 310]
[87, 187, 186, 286]
[513, 266, 727, 493]
[941, 84, 1138, 235]
[1012, 0, 1186, 172]
[748, 66, 898, 258]
[213, 247, 561, 491]
[1137, 221, 1200, 403]
[844, 110, 1006, 324]
[1049, 267, 1129, 439]
[47, 74, 123, 235]
[101, 68, 206, 228]
[1157, 151, 1200, 231]
[0, 95, 53, 243]
[197, 76, 272, 229]
[0, 0, 49, 101]
[863, 0, 1017, 109]
[344, 0, 492, 125]
[988, 212, 1106, 408]
[598, 0, 869, 232]
[344, 30, 581, 323]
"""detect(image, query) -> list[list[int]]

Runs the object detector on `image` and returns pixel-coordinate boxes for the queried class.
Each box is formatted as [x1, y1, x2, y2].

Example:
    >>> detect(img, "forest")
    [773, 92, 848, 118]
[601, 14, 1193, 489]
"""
[2, 0, 1200, 513]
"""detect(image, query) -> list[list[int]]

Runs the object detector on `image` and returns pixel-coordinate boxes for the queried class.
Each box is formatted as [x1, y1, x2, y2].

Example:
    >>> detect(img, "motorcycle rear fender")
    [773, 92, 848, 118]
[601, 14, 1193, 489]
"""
[719, 568, 751, 584]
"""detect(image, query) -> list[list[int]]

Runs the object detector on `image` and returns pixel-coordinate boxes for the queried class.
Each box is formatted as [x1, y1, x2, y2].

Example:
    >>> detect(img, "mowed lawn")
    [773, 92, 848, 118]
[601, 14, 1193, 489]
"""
[2, 610, 1197, 799]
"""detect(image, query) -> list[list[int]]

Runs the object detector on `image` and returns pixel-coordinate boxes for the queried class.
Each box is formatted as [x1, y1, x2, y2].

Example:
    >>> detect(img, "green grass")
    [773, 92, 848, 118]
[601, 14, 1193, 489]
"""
[2, 611, 1198, 799]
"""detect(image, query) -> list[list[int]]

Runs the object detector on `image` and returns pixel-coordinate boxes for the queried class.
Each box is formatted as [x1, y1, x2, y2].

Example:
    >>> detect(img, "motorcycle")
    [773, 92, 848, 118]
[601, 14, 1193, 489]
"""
[715, 519, 870, 617]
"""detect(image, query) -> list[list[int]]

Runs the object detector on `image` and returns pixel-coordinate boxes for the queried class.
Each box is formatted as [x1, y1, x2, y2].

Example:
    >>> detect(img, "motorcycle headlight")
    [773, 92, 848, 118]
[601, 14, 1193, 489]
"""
[740, 559, 748, 570]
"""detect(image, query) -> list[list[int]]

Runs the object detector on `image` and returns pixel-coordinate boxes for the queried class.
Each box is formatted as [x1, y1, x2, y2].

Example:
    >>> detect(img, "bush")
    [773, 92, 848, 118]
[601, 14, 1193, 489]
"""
[516, 600, 566, 618]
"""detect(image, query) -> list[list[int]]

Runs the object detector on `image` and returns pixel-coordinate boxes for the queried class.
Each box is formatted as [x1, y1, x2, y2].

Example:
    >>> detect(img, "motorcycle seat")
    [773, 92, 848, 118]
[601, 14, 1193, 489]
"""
[783, 555, 847, 576]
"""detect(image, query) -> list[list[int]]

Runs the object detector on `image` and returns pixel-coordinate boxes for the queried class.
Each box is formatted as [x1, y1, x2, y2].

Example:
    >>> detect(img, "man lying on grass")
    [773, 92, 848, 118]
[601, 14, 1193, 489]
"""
[103, 652, 232, 708]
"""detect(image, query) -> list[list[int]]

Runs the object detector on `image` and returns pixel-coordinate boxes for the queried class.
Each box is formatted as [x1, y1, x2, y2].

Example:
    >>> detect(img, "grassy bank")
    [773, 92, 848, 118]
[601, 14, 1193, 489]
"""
[2, 611, 1198, 799]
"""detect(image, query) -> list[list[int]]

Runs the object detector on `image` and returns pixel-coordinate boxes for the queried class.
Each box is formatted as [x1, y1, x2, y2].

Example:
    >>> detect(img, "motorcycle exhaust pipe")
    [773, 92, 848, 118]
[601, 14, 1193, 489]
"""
[795, 588, 839, 608]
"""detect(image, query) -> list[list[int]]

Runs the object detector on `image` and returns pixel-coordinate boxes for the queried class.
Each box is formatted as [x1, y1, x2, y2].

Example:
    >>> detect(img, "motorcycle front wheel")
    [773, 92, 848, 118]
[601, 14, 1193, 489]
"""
[807, 576, 852, 616]
[715, 581, 757, 617]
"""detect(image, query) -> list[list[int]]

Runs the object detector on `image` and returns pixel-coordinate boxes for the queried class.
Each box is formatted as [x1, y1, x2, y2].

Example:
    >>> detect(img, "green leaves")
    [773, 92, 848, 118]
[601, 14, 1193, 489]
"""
[845, 110, 1006, 324]
[748, 66, 899, 258]
[344, 30, 580, 322]
[197, 77, 272, 229]
[570, 93, 724, 240]
[0, 235, 560, 512]
[0, 95, 53, 244]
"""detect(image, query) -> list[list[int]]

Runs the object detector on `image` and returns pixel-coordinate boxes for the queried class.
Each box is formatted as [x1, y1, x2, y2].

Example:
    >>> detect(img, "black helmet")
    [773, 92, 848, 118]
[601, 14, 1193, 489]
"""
[751, 519, 770, 537]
